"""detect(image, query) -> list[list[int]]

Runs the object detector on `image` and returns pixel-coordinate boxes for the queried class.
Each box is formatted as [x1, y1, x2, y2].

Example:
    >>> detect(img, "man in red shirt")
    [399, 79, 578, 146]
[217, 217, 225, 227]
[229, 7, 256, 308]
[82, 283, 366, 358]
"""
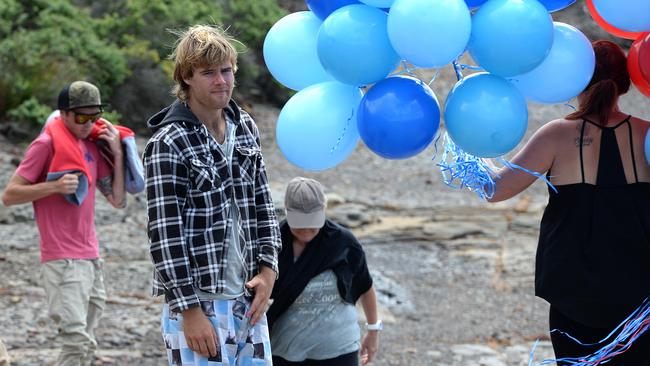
[2, 81, 125, 366]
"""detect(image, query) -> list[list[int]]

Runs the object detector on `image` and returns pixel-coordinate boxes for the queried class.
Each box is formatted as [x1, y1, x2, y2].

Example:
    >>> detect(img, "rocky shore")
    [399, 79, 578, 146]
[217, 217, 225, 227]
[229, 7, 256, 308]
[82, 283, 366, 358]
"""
[1, 83, 649, 366]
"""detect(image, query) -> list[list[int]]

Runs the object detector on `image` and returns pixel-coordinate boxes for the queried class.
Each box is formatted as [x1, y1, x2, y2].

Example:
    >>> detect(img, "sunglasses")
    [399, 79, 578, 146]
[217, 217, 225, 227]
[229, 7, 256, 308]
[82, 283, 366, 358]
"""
[72, 111, 102, 125]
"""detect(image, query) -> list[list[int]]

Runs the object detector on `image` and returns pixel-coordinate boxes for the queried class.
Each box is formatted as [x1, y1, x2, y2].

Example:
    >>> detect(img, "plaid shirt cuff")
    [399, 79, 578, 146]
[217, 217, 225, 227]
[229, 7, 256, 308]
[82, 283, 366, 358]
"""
[166, 284, 200, 313]
[258, 252, 279, 277]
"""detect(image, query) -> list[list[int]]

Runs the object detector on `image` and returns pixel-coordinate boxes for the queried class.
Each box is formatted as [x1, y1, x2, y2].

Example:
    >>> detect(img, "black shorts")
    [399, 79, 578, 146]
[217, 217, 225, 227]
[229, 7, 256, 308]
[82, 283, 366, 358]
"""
[272, 351, 358, 366]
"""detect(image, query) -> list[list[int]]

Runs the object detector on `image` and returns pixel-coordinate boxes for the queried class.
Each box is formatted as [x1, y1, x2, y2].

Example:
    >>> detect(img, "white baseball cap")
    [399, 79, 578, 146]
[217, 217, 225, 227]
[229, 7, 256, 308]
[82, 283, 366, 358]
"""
[284, 177, 327, 229]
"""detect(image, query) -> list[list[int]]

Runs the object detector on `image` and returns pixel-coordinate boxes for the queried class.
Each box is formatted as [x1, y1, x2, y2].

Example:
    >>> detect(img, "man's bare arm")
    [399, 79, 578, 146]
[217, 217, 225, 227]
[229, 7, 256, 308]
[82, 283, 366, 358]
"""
[2, 173, 78, 206]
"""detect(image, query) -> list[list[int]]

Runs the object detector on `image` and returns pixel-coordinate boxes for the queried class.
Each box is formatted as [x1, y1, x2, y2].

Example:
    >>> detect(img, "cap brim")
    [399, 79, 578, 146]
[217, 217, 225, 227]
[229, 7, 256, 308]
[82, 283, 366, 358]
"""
[286, 209, 325, 229]
[70, 103, 106, 109]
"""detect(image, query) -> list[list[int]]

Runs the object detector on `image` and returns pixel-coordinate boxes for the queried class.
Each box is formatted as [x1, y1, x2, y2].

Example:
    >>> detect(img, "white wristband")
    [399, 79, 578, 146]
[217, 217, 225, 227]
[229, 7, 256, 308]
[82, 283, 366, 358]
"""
[365, 320, 383, 331]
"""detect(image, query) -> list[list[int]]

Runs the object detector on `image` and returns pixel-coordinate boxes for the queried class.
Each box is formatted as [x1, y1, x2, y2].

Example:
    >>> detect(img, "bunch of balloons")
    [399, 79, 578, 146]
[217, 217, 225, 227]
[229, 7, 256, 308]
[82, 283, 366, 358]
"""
[264, 0, 647, 171]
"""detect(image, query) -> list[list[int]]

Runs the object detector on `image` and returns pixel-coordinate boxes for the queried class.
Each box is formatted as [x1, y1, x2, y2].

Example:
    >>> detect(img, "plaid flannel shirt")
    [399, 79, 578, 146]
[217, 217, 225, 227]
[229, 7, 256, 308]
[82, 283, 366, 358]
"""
[144, 100, 281, 313]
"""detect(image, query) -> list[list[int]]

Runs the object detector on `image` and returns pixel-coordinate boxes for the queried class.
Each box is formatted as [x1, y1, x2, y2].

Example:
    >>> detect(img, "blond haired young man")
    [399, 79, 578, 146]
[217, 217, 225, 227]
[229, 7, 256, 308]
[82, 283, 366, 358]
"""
[143, 25, 280, 365]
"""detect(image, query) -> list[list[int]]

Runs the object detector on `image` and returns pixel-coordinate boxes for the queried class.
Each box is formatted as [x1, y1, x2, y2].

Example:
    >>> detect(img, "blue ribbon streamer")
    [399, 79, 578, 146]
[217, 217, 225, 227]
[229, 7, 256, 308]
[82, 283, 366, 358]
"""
[428, 68, 441, 86]
[329, 87, 361, 155]
[435, 133, 497, 200]
[452, 60, 464, 81]
[435, 133, 557, 199]
[496, 158, 557, 194]
[528, 296, 650, 366]
[459, 63, 484, 71]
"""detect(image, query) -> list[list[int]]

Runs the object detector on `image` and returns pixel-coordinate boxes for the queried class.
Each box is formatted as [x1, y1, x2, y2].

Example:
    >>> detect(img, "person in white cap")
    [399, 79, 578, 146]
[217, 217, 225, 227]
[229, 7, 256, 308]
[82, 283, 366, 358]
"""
[267, 177, 381, 365]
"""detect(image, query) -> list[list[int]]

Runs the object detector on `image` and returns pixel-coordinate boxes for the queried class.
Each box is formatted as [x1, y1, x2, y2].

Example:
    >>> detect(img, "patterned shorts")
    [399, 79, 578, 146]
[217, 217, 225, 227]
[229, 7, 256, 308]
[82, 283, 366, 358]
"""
[161, 297, 272, 366]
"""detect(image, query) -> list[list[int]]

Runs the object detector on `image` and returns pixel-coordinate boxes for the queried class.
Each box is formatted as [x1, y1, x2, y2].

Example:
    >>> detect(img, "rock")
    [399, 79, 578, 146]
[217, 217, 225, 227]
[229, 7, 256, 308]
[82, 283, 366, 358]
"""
[511, 214, 542, 231]
[325, 192, 346, 207]
[442, 238, 501, 252]
[451, 344, 498, 357]
[369, 270, 414, 315]
[0, 206, 11, 225]
[327, 203, 376, 228]
[514, 195, 532, 213]
[422, 221, 497, 240]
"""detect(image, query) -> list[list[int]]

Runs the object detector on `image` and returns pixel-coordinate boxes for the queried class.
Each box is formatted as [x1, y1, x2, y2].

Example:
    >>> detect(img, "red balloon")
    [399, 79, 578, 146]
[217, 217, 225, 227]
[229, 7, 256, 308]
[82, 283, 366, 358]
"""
[586, 0, 644, 40]
[637, 33, 650, 83]
[628, 33, 650, 98]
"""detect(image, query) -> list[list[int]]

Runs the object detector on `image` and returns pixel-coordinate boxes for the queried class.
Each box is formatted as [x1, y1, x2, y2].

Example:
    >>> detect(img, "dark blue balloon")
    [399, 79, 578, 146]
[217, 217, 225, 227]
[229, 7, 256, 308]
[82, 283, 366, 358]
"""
[540, 0, 575, 12]
[305, 0, 363, 21]
[357, 76, 440, 159]
[465, 0, 488, 9]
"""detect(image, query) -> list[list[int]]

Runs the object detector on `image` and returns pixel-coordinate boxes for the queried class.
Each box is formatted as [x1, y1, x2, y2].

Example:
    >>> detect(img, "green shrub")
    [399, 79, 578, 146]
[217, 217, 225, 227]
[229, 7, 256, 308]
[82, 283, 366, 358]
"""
[6, 98, 53, 127]
[0, 0, 128, 118]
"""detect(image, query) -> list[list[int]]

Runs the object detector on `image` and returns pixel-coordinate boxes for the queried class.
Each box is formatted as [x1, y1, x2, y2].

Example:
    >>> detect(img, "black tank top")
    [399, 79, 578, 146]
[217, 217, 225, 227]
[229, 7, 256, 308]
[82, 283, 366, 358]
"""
[536, 116, 650, 328]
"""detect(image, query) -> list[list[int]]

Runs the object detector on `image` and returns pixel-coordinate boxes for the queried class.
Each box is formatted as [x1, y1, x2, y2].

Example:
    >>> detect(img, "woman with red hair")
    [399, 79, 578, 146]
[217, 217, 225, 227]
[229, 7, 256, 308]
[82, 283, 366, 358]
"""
[489, 40, 650, 364]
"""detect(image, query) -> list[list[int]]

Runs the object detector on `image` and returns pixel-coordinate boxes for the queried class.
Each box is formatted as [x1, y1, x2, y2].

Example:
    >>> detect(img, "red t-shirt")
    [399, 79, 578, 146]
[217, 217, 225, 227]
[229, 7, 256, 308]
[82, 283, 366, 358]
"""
[16, 133, 111, 262]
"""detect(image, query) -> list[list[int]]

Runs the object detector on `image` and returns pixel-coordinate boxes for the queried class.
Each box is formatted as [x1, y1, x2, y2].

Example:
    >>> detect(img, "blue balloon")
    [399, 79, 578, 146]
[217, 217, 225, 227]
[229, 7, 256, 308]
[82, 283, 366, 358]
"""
[508, 22, 595, 104]
[277, 82, 362, 171]
[263, 12, 333, 91]
[593, 0, 650, 32]
[360, 0, 395, 7]
[468, 0, 554, 77]
[645, 129, 650, 166]
[305, 0, 362, 21]
[358, 76, 440, 159]
[465, 0, 488, 8]
[445, 73, 528, 158]
[540, 0, 575, 12]
[388, 0, 471, 68]
[317, 4, 400, 86]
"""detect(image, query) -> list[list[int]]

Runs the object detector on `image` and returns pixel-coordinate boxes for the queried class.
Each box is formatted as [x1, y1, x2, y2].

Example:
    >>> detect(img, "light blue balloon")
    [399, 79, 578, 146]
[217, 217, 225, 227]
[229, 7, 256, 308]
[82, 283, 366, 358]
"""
[317, 4, 400, 86]
[468, 0, 554, 77]
[388, 0, 471, 68]
[263, 12, 333, 91]
[445, 73, 528, 157]
[593, 0, 650, 32]
[360, 0, 395, 7]
[277, 82, 362, 171]
[508, 22, 595, 104]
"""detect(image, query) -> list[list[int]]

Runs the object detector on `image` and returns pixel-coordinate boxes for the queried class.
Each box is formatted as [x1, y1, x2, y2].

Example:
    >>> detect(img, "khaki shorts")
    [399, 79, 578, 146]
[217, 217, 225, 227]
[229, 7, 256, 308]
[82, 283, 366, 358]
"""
[0, 338, 10, 366]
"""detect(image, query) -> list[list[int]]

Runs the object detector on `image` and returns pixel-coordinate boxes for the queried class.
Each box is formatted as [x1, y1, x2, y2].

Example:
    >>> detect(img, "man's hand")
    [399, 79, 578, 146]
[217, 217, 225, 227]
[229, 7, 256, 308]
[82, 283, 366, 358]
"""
[97, 120, 122, 157]
[360, 331, 379, 364]
[182, 307, 219, 357]
[245, 265, 276, 325]
[55, 173, 80, 195]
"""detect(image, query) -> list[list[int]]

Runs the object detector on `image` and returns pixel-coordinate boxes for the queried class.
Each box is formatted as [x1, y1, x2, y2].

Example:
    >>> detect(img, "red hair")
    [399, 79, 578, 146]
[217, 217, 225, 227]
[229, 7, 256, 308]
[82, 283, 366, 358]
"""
[566, 40, 630, 125]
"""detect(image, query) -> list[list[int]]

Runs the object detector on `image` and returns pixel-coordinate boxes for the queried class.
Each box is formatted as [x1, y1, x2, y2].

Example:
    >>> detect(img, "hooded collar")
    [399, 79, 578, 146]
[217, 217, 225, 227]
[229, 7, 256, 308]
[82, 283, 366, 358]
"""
[147, 99, 242, 133]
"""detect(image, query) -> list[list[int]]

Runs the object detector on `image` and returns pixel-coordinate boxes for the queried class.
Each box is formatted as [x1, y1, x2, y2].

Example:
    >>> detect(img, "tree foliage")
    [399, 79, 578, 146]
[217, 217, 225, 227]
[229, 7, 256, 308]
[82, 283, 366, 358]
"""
[0, 0, 128, 126]
[0, 0, 288, 135]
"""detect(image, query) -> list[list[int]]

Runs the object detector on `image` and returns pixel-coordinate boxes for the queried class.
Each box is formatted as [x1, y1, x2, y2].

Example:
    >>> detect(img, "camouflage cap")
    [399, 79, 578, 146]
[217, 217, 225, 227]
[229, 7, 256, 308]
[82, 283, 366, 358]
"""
[57, 81, 103, 110]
